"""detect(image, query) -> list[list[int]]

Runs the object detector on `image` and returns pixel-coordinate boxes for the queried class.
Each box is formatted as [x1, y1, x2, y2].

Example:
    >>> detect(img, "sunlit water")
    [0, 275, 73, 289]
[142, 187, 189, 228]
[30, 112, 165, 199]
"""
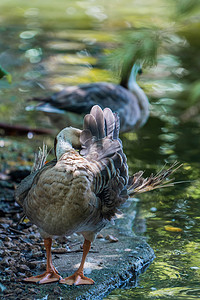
[0, 1, 200, 299]
[105, 123, 200, 299]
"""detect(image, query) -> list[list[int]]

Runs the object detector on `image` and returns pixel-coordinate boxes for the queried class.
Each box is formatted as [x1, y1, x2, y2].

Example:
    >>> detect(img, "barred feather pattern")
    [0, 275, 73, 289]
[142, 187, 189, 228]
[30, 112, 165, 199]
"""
[80, 105, 129, 220]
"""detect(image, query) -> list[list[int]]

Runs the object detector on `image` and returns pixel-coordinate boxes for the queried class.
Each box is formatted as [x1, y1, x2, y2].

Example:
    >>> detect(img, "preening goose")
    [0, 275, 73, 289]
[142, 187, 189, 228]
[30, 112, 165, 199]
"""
[16, 105, 178, 285]
[27, 64, 149, 132]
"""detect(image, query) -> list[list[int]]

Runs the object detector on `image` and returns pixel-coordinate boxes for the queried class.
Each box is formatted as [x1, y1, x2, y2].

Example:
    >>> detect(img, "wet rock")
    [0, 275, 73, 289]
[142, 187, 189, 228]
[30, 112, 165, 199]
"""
[27, 261, 37, 269]
[3, 288, 13, 294]
[27, 234, 36, 239]
[5, 268, 14, 275]
[15, 288, 23, 294]
[4, 241, 13, 248]
[0, 257, 15, 266]
[3, 249, 10, 255]
[9, 250, 20, 256]
[31, 251, 43, 258]
[9, 266, 17, 273]
[17, 272, 26, 278]
[17, 264, 30, 272]
[1, 223, 10, 228]
[97, 233, 104, 239]
[4, 236, 12, 242]
[0, 283, 6, 292]
[39, 262, 46, 270]
[53, 286, 62, 295]
[28, 287, 37, 294]
[52, 248, 68, 254]
[105, 234, 119, 243]
[0, 180, 13, 189]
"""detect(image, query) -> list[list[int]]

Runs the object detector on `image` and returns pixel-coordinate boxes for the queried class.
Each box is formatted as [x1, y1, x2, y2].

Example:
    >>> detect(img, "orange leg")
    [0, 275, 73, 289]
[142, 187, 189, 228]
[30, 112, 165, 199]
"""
[60, 239, 94, 285]
[24, 238, 62, 284]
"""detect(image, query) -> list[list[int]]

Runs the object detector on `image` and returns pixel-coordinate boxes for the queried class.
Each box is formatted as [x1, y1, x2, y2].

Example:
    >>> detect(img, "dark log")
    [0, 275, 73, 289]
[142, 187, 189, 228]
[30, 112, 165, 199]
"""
[0, 122, 53, 136]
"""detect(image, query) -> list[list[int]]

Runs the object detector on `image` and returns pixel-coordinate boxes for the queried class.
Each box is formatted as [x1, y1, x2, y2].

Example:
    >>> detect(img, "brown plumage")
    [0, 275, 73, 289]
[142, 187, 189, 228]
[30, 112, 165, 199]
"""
[26, 64, 149, 132]
[16, 105, 180, 285]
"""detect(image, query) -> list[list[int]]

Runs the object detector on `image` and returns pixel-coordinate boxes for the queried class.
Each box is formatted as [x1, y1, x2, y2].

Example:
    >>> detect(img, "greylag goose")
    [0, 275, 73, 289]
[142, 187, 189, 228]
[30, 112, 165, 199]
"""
[27, 63, 149, 132]
[16, 105, 179, 285]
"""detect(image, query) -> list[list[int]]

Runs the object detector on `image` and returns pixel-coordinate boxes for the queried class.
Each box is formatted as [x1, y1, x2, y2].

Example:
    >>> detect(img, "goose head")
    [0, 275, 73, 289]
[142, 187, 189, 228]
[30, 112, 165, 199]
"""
[127, 63, 149, 127]
[54, 127, 82, 160]
[127, 63, 143, 91]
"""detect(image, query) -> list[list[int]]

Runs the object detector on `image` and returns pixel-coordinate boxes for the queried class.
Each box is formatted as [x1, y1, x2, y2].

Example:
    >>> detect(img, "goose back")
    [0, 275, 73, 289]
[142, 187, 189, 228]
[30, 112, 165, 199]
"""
[30, 82, 143, 132]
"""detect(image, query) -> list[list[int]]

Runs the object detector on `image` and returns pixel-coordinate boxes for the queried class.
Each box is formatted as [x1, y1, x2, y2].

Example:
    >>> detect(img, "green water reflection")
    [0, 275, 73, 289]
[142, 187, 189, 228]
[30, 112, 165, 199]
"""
[105, 120, 200, 299]
[0, 0, 200, 299]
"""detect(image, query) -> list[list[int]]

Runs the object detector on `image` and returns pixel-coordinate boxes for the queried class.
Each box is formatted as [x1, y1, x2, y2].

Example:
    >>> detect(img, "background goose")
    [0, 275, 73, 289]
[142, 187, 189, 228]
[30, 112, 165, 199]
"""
[16, 105, 178, 285]
[27, 63, 149, 132]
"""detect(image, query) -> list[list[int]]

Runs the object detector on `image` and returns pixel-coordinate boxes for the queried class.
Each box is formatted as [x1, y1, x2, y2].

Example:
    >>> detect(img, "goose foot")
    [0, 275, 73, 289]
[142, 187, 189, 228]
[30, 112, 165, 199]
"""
[60, 272, 94, 285]
[24, 238, 62, 284]
[24, 270, 62, 284]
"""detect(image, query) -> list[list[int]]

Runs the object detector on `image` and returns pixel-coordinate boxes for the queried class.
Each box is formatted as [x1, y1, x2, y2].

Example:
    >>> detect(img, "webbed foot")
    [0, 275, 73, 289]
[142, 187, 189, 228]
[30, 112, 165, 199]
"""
[60, 272, 94, 285]
[24, 269, 62, 284]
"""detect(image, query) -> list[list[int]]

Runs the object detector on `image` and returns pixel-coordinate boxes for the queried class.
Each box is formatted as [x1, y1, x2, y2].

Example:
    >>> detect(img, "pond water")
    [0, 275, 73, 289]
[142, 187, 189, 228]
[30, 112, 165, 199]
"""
[0, 1, 200, 299]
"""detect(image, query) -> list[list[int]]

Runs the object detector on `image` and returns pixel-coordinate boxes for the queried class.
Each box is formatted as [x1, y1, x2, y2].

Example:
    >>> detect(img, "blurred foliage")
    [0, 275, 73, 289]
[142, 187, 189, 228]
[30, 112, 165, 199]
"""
[105, 28, 161, 77]
[189, 81, 200, 104]
[174, 0, 200, 17]
[0, 65, 12, 83]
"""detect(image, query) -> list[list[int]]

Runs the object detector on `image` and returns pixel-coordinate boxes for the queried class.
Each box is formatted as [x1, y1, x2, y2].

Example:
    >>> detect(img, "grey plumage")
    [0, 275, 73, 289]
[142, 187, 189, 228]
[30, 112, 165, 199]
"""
[27, 70, 149, 133]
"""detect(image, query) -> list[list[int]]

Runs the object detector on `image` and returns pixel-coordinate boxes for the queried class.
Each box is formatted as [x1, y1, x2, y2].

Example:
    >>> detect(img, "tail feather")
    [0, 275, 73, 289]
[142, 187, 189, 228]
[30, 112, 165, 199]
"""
[80, 105, 122, 159]
[103, 107, 115, 137]
[103, 108, 120, 140]
[79, 105, 128, 203]
[128, 161, 182, 196]
[112, 114, 120, 140]
[83, 114, 99, 137]
[90, 105, 105, 139]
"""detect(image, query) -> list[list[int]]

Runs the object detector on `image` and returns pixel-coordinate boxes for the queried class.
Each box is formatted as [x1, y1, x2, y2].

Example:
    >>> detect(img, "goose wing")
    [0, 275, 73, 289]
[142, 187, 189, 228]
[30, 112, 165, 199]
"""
[15, 159, 57, 207]
[79, 105, 129, 220]
[30, 83, 133, 114]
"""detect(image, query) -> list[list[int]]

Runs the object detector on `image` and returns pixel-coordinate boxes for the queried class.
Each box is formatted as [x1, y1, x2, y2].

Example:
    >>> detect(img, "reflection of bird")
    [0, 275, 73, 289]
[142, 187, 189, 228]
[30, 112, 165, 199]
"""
[16, 105, 178, 285]
[27, 64, 149, 132]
